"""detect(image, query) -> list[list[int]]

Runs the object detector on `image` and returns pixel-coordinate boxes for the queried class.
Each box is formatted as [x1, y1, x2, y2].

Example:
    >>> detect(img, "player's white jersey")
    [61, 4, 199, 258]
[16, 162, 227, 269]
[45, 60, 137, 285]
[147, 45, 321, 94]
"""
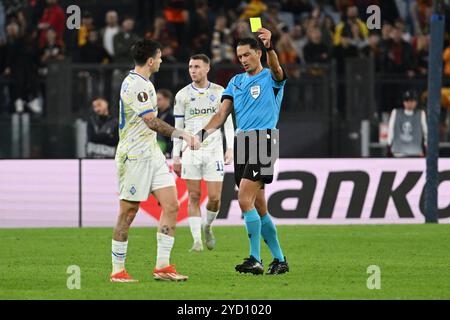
[174, 82, 225, 151]
[116, 71, 160, 162]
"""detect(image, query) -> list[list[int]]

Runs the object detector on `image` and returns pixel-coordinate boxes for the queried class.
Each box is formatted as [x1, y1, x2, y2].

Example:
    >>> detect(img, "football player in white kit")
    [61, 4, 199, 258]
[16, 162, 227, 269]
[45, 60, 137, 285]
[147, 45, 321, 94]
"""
[173, 54, 234, 252]
[111, 40, 199, 283]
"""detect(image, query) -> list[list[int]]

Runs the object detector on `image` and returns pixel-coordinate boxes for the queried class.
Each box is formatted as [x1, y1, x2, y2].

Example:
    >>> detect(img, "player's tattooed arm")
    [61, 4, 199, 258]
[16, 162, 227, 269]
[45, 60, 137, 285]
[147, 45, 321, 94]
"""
[142, 113, 183, 138]
[143, 115, 177, 137]
[142, 113, 199, 149]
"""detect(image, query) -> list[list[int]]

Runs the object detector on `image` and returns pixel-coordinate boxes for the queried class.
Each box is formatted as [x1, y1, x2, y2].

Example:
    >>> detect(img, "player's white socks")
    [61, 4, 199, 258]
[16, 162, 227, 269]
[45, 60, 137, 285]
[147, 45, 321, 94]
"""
[112, 239, 128, 274]
[156, 232, 175, 269]
[206, 210, 219, 226]
[188, 217, 202, 243]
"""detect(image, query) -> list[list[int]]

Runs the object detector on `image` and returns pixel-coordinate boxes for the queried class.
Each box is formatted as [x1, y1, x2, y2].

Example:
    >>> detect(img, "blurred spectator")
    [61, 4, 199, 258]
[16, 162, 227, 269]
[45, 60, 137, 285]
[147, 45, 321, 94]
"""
[421, 88, 450, 141]
[379, 22, 393, 55]
[395, 0, 419, 35]
[155, 45, 179, 94]
[395, 19, 412, 43]
[388, 90, 427, 158]
[240, 0, 268, 20]
[349, 19, 368, 51]
[79, 30, 110, 64]
[113, 17, 139, 64]
[161, 44, 177, 64]
[145, 16, 178, 53]
[382, 26, 416, 76]
[163, 0, 188, 56]
[276, 29, 300, 78]
[156, 89, 175, 158]
[303, 27, 330, 64]
[190, 0, 211, 56]
[291, 23, 307, 64]
[38, 0, 64, 48]
[333, 25, 359, 116]
[321, 14, 336, 49]
[360, 31, 382, 71]
[333, 27, 359, 74]
[232, 20, 252, 48]
[4, 21, 41, 114]
[77, 29, 110, 113]
[263, 1, 284, 42]
[381, 22, 393, 43]
[163, 0, 189, 24]
[415, 0, 433, 35]
[414, 34, 429, 75]
[39, 28, 64, 75]
[100, 10, 120, 58]
[307, 6, 323, 29]
[78, 11, 94, 47]
[86, 97, 118, 158]
[443, 42, 450, 76]
[211, 15, 234, 64]
[334, 5, 368, 46]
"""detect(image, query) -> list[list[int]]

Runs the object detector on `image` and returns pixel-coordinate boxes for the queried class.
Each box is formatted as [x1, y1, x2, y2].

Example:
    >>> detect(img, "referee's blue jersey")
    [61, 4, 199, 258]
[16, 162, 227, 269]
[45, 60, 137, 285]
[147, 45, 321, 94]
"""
[222, 68, 286, 132]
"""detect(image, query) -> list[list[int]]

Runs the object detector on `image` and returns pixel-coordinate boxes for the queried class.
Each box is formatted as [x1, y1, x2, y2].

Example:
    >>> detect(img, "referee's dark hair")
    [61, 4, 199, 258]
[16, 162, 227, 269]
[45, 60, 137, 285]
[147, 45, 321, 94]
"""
[237, 37, 262, 51]
[130, 39, 162, 66]
[190, 54, 210, 65]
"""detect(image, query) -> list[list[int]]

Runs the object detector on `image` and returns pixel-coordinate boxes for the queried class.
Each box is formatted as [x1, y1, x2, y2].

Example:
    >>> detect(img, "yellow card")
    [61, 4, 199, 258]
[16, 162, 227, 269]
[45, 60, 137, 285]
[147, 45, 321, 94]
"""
[249, 17, 262, 33]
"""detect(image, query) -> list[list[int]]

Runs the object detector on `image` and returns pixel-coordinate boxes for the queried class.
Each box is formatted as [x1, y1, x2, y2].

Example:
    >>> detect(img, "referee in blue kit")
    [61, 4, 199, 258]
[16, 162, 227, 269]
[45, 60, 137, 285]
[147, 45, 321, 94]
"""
[194, 28, 289, 275]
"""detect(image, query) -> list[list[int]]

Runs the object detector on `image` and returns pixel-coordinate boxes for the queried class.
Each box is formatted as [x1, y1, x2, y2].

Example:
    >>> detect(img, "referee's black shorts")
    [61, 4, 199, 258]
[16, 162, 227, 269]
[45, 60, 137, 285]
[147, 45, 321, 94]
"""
[233, 129, 279, 189]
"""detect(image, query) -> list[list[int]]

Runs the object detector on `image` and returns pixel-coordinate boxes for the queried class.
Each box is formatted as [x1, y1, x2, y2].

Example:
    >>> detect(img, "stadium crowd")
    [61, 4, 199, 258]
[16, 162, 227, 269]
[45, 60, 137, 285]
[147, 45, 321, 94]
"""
[0, 0, 448, 116]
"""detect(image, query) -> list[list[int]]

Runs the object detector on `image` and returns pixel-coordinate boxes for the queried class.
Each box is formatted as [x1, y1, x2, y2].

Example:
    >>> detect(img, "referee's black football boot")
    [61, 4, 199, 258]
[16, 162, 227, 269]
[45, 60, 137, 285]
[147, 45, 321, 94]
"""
[266, 257, 289, 275]
[235, 256, 264, 275]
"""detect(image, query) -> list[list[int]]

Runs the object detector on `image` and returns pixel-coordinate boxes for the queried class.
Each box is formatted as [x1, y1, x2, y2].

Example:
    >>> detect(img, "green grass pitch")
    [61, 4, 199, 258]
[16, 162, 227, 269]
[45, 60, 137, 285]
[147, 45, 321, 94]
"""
[1, 224, 450, 300]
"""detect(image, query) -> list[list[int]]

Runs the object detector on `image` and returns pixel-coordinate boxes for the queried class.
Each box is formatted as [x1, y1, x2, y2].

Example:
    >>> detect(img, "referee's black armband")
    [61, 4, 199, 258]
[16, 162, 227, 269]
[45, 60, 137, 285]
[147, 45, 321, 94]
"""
[271, 65, 288, 82]
[221, 95, 233, 103]
[195, 129, 209, 142]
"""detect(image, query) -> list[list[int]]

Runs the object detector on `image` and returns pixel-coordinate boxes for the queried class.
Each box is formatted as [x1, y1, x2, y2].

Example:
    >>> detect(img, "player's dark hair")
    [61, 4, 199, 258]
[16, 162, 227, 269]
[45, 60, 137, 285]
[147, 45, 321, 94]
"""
[130, 39, 162, 66]
[236, 37, 261, 51]
[190, 54, 210, 65]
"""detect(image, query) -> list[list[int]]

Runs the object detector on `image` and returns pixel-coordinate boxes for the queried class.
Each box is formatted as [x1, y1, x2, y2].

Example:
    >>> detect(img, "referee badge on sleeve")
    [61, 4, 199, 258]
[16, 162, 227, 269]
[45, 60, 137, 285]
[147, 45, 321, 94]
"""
[250, 85, 260, 99]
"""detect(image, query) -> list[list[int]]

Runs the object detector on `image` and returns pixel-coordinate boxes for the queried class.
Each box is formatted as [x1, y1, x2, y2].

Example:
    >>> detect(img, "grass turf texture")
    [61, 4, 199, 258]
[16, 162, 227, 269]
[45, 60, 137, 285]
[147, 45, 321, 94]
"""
[1, 225, 449, 300]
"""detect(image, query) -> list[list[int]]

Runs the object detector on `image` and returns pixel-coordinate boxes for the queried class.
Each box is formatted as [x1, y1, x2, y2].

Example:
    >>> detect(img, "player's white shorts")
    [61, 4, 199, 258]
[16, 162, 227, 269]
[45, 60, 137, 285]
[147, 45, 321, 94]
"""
[116, 152, 175, 202]
[181, 149, 224, 182]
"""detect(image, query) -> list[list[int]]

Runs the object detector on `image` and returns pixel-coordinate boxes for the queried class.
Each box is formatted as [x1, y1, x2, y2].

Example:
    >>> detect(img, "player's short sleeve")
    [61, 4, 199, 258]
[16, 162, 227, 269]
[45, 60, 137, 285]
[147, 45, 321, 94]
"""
[270, 66, 288, 89]
[174, 91, 185, 118]
[121, 79, 156, 117]
[222, 76, 235, 102]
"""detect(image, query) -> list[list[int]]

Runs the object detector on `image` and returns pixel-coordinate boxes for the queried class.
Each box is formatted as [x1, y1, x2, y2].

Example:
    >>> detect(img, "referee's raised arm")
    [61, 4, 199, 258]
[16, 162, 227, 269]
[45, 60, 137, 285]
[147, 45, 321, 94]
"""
[256, 27, 286, 82]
